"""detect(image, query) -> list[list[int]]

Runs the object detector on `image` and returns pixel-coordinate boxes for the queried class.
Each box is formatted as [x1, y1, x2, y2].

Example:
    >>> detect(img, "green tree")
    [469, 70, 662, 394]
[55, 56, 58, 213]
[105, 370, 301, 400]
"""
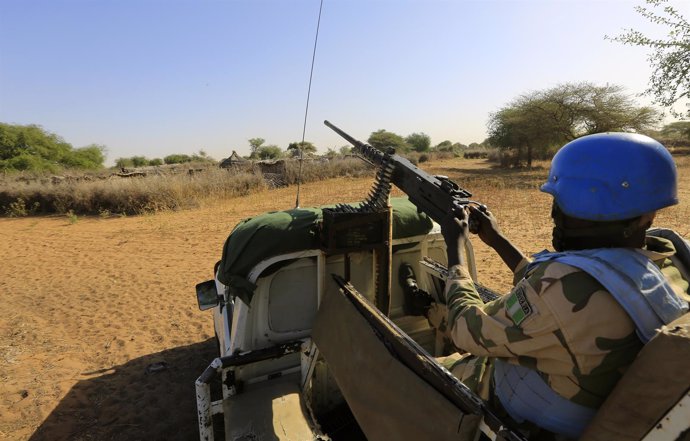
[3, 154, 55, 172]
[164, 154, 193, 164]
[287, 141, 317, 157]
[488, 82, 660, 167]
[130, 156, 149, 167]
[248, 138, 265, 158]
[405, 132, 431, 152]
[367, 129, 409, 152]
[339, 145, 352, 155]
[191, 153, 215, 163]
[434, 140, 465, 156]
[257, 145, 283, 160]
[0, 123, 105, 171]
[61, 144, 106, 169]
[607, 0, 690, 117]
[650, 120, 690, 145]
[115, 157, 134, 168]
[660, 121, 690, 140]
[434, 140, 453, 151]
[149, 158, 164, 166]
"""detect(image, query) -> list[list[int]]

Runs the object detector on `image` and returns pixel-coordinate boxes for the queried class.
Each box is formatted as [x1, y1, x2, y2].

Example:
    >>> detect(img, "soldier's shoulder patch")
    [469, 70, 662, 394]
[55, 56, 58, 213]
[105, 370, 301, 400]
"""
[505, 285, 533, 326]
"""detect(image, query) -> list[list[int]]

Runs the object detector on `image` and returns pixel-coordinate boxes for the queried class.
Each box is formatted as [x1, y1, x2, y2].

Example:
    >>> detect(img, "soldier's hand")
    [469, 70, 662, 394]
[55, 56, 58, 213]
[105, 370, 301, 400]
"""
[441, 207, 469, 267]
[441, 206, 469, 246]
[468, 205, 503, 248]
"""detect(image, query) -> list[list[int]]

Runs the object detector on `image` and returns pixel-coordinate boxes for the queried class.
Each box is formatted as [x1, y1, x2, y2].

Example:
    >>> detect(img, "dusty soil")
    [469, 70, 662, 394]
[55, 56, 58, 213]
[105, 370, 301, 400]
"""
[1, 157, 688, 441]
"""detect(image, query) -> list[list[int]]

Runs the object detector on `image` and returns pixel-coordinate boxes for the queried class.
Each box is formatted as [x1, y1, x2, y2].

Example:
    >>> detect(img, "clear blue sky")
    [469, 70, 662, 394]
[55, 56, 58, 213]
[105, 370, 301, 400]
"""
[0, 0, 687, 163]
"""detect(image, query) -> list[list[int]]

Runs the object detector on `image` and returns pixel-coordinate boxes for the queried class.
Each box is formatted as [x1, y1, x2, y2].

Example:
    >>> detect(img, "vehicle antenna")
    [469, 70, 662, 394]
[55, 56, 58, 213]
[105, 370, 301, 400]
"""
[295, 0, 324, 209]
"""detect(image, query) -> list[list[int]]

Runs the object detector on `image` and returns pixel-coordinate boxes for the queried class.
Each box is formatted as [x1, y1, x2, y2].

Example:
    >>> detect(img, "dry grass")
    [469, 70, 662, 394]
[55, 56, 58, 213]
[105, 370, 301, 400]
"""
[284, 156, 374, 185]
[0, 158, 373, 216]
[0, 169, 267, 216]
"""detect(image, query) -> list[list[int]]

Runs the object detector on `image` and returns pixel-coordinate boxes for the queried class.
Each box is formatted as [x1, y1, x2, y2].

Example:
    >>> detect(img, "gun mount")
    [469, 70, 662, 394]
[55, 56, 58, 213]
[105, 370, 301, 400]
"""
[324, 120, 484, 225]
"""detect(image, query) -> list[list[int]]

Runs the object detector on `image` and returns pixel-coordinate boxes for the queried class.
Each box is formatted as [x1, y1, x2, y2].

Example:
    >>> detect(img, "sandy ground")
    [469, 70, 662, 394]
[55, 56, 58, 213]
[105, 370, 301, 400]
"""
[1, 157, 688, 441]
[0, 173, 385, 441]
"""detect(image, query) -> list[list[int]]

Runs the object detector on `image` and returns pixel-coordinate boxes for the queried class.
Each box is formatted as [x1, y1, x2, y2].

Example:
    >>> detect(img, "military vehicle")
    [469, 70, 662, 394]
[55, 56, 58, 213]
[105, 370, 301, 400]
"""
[194, 122, 690, 441]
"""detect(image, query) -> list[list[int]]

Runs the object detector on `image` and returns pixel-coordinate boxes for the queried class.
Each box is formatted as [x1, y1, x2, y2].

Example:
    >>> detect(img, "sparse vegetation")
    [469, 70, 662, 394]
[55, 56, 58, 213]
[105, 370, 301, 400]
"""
[0, 156, 373, 216]
[0, 169, 267, 216]
[66, 209, 78, 224]
[115, 156, 166, 168]
[4, 197, 39, 217]
[284, 157, 373, 185]
[3, 114, 686, 217]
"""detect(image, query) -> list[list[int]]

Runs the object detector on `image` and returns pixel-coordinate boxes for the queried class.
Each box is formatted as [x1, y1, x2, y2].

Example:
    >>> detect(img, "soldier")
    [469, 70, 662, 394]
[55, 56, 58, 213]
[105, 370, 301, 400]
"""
[427, 133, 690, 439]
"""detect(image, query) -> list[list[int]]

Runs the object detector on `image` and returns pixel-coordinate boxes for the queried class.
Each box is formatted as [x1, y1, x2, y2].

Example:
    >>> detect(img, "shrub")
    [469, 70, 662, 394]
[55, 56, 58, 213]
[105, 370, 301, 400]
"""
[164, 154, 192, 164]
[66, 209, 78, 224]
[4, 197, 40, 217]
[131, 156, 149, 167]
[115, 157, 134, 168]
[3, 154, 58, 173]
[257, 145, 283, 160]
[283, 157, 373, 185]
[0, 156, 374, 216]
[0, 168, 268, 216]
[433, 151, 456, 161]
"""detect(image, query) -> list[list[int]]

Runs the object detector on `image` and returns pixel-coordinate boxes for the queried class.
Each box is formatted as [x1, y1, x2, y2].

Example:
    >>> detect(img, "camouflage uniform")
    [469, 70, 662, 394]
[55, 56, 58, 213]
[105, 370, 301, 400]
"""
[428, 235, 690, 409]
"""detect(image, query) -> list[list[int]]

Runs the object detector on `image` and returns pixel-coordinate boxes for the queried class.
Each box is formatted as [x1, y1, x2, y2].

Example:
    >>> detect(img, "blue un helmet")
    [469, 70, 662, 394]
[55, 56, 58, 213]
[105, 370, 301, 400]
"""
[541, 133, 678, 221]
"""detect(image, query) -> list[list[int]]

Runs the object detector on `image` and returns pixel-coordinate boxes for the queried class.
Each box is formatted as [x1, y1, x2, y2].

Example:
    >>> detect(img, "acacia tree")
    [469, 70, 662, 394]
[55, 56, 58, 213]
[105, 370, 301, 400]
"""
[367, 129, 409, 152]
[607, 0, 690, 117]
[435, 140, 453, 151]
[660, 121, 690, 139]
[652, 120, 690, 145]
[248, 138, 265, 159]
[488, 82, 660, 167]
[0, 123, 106, 171]
[257, 145, 282, 160]
[405, 132, 431, 152]
[287, 141, 317, 157]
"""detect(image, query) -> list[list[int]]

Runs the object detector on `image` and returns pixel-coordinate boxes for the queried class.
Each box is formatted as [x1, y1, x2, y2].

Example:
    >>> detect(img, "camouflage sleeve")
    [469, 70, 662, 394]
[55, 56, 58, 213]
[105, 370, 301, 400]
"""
[426, 265, 481, 342]
[442, 263, 562, 360]
[434, 260, 644, 408]
[512, 256, 532, 285]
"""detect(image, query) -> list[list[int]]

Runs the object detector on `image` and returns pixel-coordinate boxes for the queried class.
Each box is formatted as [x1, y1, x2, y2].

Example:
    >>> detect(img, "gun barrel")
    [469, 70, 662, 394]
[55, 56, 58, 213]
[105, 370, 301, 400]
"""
[324, 120, 361, 147]
[324, 120, 386, 167]
[324, 120, 482, 225]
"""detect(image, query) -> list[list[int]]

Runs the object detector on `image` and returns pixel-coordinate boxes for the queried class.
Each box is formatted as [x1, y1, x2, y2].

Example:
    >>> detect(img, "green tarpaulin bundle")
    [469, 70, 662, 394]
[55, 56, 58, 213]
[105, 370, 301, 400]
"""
[217, 197, 433, 304]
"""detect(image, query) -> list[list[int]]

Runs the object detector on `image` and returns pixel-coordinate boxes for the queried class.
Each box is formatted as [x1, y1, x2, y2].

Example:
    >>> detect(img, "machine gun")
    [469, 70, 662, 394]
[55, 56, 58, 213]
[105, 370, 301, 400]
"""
[324, 120, 486, 227]
[323, 120, 490, 313]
